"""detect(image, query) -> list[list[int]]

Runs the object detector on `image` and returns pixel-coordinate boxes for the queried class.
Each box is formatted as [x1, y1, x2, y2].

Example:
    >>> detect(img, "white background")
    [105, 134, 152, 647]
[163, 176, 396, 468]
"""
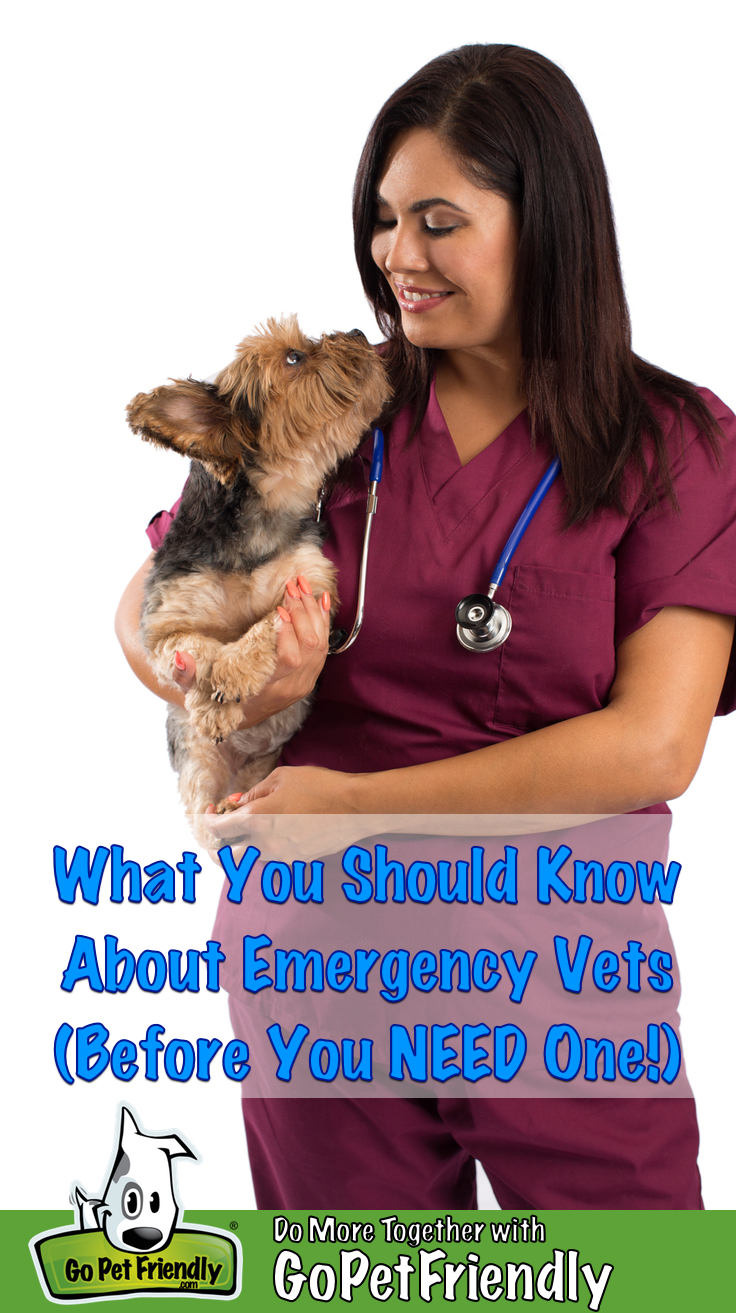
[3, 0, 734, 1211]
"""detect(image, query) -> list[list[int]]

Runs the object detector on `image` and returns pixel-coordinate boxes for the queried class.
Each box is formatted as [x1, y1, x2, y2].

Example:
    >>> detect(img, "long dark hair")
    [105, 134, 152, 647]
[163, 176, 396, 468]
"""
[353, 44, 720, 522]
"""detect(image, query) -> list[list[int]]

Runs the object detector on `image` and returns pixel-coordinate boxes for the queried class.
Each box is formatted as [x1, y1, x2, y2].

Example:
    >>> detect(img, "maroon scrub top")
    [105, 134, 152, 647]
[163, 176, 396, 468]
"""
[147, 380, 736, 783]
[276, 381, 736, 780]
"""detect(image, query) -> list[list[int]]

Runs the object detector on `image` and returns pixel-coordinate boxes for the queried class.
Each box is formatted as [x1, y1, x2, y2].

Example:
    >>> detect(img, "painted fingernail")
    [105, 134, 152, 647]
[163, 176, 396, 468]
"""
[276, 605, 292, 622]
[174, 652, 186, 670]
[322, 592, 330, 610]
[285, 579, 299, 598]
[297, 575, 312, 595]
[228, 793, 243, 802]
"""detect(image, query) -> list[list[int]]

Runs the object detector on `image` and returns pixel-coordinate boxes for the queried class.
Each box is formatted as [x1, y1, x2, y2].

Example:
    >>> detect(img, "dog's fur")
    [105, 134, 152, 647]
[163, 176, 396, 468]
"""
[127, 317, 389, 831]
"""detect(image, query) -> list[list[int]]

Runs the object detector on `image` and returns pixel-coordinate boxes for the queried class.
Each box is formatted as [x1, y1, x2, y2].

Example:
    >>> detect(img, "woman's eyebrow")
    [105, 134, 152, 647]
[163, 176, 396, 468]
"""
[375, 193, 468, 215]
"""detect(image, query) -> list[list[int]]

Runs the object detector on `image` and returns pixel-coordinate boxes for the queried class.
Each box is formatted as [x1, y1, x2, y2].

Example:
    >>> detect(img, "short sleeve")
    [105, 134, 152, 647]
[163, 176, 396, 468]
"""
[614, 390, 736, 715]
[145, 490, 184, 550]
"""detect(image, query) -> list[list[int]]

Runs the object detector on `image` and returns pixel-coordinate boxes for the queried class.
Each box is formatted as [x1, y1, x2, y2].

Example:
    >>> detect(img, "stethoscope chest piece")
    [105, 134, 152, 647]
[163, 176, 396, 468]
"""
[327, 427, 560, 658]
[455, 593, 512, 652]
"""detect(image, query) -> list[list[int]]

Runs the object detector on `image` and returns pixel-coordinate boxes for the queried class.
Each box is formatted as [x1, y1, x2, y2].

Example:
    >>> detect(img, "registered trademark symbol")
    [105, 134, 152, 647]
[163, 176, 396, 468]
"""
[230, 1220, 238, 1230]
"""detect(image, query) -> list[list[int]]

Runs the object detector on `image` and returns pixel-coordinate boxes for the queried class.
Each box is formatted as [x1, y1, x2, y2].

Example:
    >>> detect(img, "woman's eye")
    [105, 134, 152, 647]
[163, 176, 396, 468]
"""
[373, 217, 456, 236]
[285, 350, 304, 366]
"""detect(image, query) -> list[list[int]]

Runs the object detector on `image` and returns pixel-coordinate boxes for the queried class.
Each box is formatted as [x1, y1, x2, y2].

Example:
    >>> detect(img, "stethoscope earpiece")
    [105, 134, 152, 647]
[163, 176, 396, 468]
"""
[455, 593, 512, 652]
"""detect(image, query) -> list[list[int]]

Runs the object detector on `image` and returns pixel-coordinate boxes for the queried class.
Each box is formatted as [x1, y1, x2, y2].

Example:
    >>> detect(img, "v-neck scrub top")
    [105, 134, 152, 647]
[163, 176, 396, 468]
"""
[277, 381, 736, 782]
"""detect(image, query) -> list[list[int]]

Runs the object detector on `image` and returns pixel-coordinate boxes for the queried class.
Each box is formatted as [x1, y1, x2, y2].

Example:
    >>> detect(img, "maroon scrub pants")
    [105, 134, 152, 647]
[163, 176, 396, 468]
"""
[240, 1096, 702, 1210]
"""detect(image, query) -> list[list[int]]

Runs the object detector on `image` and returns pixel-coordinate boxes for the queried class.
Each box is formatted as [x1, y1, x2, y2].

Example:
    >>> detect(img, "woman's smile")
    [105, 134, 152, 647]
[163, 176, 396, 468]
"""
[394, 281, 454, 311]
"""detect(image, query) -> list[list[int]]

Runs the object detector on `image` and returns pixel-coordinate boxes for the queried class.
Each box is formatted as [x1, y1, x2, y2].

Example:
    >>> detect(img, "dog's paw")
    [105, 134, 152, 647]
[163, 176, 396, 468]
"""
[213, 795, 246, 815]
[210, 637, 276, 704]
[188, 697, 245, 744]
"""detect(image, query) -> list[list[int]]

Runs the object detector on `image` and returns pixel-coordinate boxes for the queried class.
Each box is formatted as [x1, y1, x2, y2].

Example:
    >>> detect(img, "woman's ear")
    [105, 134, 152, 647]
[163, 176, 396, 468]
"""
[127, 378, 257, 485]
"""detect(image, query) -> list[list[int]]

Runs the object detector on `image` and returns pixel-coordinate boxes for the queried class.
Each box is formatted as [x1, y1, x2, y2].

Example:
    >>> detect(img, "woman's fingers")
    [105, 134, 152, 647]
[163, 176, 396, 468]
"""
[276, 578, 330, 678]
[273, 603, 300, 669]
[284, 577, 330, 644]
[240, 774, 279, 803]
[172, 649, 196, 690]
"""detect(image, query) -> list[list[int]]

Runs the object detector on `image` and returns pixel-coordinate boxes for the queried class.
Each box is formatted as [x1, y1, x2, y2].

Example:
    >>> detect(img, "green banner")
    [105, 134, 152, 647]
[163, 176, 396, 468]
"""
[7, 1209, 734, 1309]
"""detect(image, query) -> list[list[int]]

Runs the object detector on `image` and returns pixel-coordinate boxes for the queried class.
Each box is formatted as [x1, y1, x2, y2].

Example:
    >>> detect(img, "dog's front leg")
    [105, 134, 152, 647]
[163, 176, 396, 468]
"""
[149, 633, 244, 743]
[209, 613, 279, 706]
[177, 734, 236, 820]
[147, 633, 223, 692]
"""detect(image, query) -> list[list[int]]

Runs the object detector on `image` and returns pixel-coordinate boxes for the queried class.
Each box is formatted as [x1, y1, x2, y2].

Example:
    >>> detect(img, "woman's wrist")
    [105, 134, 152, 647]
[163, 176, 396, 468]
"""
[235, 684, 305, 730]
[347, 768, 405, 814]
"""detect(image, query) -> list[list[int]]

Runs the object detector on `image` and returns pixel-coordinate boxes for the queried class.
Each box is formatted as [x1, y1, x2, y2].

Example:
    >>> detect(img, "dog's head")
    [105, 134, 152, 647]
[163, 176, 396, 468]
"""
[127, 317, 390, 501]
[73, 1106, 196, 1253]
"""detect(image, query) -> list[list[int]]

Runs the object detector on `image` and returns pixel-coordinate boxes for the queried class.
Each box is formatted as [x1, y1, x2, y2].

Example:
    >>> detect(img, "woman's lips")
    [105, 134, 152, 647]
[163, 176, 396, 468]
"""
[395, 283, 454, 313]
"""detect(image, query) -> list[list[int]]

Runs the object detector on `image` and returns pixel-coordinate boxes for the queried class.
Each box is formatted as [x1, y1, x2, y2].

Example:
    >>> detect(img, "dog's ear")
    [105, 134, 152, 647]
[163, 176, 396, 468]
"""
[127, 379, 257, 486]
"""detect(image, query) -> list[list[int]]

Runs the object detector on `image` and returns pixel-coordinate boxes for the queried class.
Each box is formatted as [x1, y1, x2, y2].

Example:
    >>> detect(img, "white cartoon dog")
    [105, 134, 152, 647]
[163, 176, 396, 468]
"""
[72, 1105, 197, 1253]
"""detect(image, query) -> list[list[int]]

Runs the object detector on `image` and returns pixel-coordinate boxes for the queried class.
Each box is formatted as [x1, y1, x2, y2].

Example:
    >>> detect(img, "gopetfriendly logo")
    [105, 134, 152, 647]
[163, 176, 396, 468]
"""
[30, 1104, 241, 1302]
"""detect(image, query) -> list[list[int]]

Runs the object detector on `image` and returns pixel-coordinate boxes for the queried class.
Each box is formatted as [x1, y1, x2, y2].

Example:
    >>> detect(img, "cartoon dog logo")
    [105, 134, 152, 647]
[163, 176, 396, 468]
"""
[71, 1105, 197, 1253]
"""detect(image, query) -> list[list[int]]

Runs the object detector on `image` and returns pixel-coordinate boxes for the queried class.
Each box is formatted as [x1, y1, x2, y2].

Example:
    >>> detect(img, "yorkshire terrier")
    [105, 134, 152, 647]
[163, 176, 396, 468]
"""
[127, 317, 389, 831]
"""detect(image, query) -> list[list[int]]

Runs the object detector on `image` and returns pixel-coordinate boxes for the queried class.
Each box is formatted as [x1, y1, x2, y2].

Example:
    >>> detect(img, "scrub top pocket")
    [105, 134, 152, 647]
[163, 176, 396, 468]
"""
[494, 564, 617, 733]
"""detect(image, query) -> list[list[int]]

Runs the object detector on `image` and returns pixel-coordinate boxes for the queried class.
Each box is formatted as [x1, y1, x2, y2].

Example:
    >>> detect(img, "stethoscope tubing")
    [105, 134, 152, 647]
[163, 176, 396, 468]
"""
[456, 454, 562, 651]
[490, 456, 562, 590]
[328, 427, 384, 654]
[327, 428, 561, 654]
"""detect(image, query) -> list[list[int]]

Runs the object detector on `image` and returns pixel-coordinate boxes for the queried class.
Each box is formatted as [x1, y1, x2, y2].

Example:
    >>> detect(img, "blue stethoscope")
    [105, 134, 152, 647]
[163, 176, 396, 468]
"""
[326, 427, 561, 654]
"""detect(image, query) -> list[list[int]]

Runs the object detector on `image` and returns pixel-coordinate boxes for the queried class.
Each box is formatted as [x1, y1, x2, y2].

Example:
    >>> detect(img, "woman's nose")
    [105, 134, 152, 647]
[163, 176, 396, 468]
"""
[383, 222, 431, 274]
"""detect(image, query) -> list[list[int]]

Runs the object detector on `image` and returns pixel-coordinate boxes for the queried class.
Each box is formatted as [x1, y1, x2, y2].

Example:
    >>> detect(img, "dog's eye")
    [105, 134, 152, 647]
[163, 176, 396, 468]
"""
[149, 1191, 160, 1214]
[122, 1184, 143, 1219]
[285, 350, 304, 366]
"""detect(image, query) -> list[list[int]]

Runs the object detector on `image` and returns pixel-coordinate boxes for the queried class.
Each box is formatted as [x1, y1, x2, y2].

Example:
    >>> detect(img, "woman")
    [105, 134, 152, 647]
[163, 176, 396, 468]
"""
[117, 45, 736, 1208]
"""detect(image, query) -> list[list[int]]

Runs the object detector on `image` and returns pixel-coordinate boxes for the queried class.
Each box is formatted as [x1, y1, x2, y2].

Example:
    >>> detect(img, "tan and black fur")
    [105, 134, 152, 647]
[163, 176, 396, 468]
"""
[127, 317, 389, 834]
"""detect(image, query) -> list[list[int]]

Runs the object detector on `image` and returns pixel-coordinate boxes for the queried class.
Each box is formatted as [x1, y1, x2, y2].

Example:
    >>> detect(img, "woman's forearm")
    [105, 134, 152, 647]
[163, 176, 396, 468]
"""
[347, 606, 734, 815]
[115, 554, 187, 708]
[201, 605, 733, 860]
[349, 704, 670, 815]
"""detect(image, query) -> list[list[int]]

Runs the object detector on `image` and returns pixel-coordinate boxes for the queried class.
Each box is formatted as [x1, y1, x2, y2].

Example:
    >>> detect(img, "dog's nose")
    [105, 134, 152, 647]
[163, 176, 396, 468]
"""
[122, 1227, 164, 1250]
[347, 328, 367, 340]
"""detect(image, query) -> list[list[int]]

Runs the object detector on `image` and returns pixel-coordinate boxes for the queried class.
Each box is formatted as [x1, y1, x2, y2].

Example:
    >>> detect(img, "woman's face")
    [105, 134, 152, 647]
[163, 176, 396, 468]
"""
[371, 128, 520, 360]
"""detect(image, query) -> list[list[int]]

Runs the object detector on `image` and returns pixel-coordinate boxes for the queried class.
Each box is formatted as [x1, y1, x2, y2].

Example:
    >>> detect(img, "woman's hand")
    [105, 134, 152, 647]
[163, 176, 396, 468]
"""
[200, 765, 371, 860]
[233, 763, 359, 813]
[175, 575, 331, 727]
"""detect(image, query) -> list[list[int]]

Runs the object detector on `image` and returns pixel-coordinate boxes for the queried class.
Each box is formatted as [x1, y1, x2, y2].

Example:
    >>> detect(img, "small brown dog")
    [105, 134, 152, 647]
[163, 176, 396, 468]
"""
[127, 317, 389, 832]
